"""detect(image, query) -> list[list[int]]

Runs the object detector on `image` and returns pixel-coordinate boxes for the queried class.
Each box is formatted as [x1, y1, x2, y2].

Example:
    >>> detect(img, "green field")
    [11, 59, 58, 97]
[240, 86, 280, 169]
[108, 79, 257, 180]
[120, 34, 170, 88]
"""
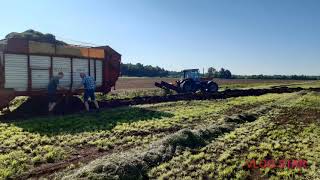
[0, 81, 319, 179]
[103, 79, 320, 100]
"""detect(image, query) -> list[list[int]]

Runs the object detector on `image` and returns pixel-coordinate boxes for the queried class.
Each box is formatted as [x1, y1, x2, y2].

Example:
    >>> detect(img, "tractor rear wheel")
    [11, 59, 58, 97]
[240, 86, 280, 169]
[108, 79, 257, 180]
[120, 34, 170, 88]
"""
[182, 80, 195, 93]
[206, 82, 219, 93]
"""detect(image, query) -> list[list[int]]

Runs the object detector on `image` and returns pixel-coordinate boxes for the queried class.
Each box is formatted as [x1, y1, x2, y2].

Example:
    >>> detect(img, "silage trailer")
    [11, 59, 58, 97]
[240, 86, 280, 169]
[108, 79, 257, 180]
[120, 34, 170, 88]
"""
[0, 38, 121, 111]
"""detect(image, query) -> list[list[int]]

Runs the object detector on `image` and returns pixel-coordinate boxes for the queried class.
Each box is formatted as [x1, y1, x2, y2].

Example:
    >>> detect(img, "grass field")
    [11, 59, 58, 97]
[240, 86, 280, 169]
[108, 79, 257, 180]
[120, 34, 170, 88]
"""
[103, 77, 318, 100]
[0, 80, 319, 179]
[115, 77, 314, 90]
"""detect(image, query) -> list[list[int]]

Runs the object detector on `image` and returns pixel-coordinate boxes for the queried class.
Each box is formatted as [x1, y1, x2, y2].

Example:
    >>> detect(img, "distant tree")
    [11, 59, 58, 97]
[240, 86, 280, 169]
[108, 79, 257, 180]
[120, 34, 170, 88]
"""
[207, 67, 218, 78]
[218, 68, 225, 78]
[206, 67, 233, 79]
[213, 68, 233, 79]
[224, 70, 232, 79]
[207, 67, 213, 78]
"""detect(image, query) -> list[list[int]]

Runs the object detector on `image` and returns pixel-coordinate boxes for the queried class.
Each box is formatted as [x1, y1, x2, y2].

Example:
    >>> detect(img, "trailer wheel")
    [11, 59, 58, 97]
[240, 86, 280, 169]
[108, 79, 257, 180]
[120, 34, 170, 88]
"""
[206, 82, 219, 93]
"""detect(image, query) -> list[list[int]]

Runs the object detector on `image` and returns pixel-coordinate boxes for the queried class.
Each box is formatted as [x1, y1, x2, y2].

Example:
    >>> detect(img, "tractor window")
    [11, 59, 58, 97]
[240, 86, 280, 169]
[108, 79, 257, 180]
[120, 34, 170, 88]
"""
[184, 70, 200, 80]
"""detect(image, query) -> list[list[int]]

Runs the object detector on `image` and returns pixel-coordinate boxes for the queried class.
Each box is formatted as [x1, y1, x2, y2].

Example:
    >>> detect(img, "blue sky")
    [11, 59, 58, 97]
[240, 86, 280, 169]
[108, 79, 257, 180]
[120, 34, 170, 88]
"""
[0, 0, 319, 75]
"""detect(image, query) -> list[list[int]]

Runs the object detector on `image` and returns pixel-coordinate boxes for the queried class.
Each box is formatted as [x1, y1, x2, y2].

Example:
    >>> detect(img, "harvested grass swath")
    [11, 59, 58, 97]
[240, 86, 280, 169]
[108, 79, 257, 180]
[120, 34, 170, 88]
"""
[62, 107, 270, 179]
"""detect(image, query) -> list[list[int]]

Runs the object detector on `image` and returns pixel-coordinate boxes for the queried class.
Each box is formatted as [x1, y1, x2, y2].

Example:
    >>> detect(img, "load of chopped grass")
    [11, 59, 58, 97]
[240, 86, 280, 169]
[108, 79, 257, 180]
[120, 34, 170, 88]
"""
[5, 29, 67, 45]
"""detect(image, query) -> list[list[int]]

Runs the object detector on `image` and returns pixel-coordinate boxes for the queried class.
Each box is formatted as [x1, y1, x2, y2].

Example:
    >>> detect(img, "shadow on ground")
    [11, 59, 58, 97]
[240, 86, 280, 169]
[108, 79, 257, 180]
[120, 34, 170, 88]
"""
[1, 96, 86, 120]
[10, 106, 174, 135]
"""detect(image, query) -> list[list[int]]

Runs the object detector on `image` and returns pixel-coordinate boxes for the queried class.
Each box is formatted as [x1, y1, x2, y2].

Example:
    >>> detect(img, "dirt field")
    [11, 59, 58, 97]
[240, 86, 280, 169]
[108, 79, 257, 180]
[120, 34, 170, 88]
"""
[115, 77, 311, 90]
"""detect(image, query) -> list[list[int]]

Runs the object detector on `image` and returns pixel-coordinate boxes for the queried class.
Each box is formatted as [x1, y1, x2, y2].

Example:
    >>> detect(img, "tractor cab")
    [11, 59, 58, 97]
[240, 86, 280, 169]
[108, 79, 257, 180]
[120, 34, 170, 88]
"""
[182, 69, 200, 80]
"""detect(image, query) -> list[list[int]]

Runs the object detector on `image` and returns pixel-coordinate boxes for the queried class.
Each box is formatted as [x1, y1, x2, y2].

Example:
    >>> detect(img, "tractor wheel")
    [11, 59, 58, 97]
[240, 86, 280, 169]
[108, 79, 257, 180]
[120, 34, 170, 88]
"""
[206, 82, 219, 93]
[182, 80, 195, 93]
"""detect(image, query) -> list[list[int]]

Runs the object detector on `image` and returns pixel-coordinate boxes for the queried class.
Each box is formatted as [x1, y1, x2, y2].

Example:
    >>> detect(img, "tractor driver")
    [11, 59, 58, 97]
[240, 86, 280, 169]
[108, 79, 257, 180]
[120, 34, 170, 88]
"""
[47, 72, 64, 112]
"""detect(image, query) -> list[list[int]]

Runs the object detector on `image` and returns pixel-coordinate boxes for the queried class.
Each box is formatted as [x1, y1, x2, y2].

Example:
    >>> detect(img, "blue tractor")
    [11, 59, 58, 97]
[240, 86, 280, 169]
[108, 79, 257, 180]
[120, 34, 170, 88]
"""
[155, 69, 219, 93]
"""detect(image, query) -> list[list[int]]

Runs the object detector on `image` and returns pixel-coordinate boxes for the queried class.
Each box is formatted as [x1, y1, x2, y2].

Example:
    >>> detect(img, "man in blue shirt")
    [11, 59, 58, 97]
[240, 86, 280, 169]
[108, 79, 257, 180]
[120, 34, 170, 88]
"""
[77, 72, 100, 111]
[47, 72, 64, 112]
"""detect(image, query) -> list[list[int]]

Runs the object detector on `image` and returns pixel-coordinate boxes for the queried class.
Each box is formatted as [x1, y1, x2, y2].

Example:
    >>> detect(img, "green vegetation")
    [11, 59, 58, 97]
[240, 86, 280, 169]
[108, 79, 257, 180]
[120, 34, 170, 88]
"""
[233, 74, 320, 80]
[0, 92, 285, 179]
[148, 91, 320, 179]
[0, 81, 319, 179]
[207, 67, 232, 79]
[121, 63, 170, 77]
[220, 80, 317, 90]
[100, 80, 319, 100]
[120, 62, 320, 80]
[286, 80, 320, 88]
[59, 92, 319, 179]
[120, 59, 320, 80]
[97, 88, 170, 100]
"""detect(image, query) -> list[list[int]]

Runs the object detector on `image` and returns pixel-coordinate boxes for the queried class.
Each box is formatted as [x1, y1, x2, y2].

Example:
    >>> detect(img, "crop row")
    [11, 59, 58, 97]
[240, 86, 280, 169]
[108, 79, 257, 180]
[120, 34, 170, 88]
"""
[149, 92, 320, 179]
[0, 93, 302, 179]
[53, 93, 303, 179]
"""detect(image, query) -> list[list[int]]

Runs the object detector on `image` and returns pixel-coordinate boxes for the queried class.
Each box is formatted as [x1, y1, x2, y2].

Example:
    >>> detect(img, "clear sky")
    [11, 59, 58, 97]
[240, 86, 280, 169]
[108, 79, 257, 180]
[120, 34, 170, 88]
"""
[0, 0, 319, 75]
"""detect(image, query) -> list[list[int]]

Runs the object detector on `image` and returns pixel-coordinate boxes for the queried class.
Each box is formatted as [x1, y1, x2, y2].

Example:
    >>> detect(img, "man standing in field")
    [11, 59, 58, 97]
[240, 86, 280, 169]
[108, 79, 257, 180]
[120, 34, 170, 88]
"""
[48, 72, 64, 112]
[77, 72, 100, 111]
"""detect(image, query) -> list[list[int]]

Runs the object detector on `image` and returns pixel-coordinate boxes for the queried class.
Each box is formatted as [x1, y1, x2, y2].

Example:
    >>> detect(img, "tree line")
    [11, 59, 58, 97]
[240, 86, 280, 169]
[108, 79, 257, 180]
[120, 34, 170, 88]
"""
[206, 67, 232, 79]
[121, 63, 169, 77]
[120, 63, 320, 80]
[233, 74, 320, 80]
[205, 67, 320, 80]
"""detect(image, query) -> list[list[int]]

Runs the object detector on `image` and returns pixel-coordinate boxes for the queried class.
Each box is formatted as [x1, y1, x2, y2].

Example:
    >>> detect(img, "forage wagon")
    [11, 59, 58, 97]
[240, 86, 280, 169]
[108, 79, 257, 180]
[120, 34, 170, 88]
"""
[0, 32, 121, 111]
